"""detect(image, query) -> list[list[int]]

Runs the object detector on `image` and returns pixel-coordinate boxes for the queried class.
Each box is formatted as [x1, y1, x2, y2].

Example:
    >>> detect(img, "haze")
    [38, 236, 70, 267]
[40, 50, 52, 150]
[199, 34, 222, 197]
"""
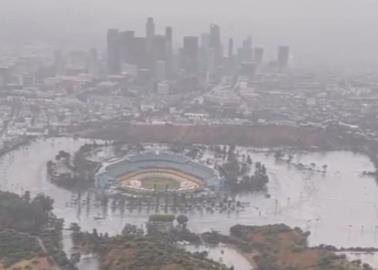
[1, 0, 378, 68]
[2, 0, 378, 270]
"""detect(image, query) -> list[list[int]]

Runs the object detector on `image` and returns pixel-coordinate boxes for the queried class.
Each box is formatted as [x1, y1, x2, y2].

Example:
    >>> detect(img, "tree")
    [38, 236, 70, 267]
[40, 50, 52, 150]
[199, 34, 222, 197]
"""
[92, 229, 99, 239]
[176, 215, 189, 230]
[247, 155, 252, 165]
[274, 150, 283, 160]
[69, 223, 81, 233]
[322, 164, 328, 172]
[0, 191, 49, 233]
[22, 191, 31, 203]
[122, 224, 143, 236]
[32, 194, 54, 212]
[227, 145, 236, 161]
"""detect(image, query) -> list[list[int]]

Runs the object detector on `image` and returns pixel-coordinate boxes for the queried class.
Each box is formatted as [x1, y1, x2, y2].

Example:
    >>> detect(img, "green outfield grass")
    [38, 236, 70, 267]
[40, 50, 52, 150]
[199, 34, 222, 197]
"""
[140, 176, 181, 191]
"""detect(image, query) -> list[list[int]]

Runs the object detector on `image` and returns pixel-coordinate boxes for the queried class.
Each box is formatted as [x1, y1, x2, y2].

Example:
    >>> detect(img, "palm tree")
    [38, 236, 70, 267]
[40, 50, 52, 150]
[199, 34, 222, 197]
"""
[322, 164, 328, 172]
[176, 215, 189, 230]
[69, 222, 81, 233]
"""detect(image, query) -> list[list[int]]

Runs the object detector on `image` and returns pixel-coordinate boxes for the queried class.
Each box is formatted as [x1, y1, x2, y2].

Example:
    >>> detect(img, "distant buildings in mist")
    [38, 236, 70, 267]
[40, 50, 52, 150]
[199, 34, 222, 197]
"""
[0, 17, 290, 90]
[105, 17, 290, 83]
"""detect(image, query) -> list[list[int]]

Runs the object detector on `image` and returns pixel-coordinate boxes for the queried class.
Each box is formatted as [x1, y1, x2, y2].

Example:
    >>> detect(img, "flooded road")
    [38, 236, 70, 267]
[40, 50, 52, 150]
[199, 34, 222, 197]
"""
[0, 137, 377, 269]
[185, 244, 253, 270]
[338, 252, 378, 268]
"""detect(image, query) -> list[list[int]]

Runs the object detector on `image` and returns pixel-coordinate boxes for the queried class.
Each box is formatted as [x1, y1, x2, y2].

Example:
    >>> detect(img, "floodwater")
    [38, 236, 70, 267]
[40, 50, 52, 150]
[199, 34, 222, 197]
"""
[185, 244, 253, 270]
[0, 137, 378, 269]
[338, 252, 378, 269]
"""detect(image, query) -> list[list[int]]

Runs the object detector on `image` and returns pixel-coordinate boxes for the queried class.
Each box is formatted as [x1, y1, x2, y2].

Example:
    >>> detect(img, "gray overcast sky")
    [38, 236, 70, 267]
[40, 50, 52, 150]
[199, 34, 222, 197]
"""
[1, 0, 378, 67]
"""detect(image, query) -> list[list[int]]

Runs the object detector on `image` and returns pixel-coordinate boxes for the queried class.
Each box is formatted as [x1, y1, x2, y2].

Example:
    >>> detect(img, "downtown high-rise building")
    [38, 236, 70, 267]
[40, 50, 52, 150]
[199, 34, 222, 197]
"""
[199, 33, 210, 73]
[155, 60, 166, 81]
[151, 35, 167, 78]
[120, 30, 135, 64]
[132, 37, 148, 68]
[146, 17, 155, 54]
[151, 35, 167, 61]
[254, 47, 264, 65]
[209, 24, 223, 65]
[181, 36, 199, 73]
[165, 26, 173, 76]
[240, 36, 253, 62]
[228, 38, 234, 59]
[278, 46, 290, 69]
[107, 29, 121, 74]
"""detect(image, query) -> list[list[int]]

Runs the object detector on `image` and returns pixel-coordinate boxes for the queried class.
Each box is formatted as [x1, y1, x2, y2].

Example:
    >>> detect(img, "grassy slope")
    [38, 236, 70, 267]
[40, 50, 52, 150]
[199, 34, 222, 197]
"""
[230, 224, 369, 270]
[99, 236, 226, 270]
[0, 257, 57, 270]
[0, 230, 56, 270]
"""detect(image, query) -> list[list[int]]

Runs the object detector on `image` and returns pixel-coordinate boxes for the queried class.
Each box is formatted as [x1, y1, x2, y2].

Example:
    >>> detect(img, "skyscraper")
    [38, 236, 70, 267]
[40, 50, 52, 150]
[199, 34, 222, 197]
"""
[254, 47, 264, 65]
[152, 35, 167, 61]
[207, 48, 216, 83]
[165, 27, 173, 55]
[165, 27, 173, 75]
[182, 36, 199, 73]
[120, 30, 135, 64]
[107, 29, 121, 74]
[209, 24, 223, 64]
[132, 37, 148, 68]
[155, 60, 166, 81]
[146, 17, 155, 54]
[200, 33, 210, 72]
[278, 46, 290, 69]
[150, 35, 167, 78]
[209, 24, 221, 49]
[239, 36, 253, 62]
[228, 38, 234, 59]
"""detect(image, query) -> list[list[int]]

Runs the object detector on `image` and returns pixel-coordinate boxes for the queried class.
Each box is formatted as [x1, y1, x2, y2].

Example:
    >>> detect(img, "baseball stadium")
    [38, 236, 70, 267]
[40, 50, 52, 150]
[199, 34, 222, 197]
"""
[95, 152, 221, 193]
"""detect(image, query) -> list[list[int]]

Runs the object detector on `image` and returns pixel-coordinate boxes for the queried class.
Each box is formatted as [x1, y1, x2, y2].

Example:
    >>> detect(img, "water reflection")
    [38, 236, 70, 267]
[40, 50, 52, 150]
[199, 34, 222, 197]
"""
[0, 138, 377, 250]
[76, 254, 99, 270]
[185, 244, 253, 270]
[338, 252, 378, 269]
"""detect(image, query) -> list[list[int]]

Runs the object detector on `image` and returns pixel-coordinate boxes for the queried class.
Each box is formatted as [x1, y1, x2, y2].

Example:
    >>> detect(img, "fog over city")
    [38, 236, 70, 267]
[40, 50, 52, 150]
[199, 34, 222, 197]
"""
[2, 0, 378, 67]
[1, 1, 378, 270]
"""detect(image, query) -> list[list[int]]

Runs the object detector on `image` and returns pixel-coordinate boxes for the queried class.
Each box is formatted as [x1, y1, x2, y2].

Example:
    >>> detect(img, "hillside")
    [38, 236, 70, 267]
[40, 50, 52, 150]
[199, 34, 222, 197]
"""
[0, 191, 50, 234]
[77, 234, 227, 270]
[0, 191, 74, 270]
[229, 224, 373, 270]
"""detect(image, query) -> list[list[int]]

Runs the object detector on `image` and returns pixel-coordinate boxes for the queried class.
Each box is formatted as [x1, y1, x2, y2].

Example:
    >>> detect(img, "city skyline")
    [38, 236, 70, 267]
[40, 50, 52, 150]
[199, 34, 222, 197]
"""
[2, 0, 378, 68]
[105, 17, 289, 80]
[1, 2, 378, 270]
